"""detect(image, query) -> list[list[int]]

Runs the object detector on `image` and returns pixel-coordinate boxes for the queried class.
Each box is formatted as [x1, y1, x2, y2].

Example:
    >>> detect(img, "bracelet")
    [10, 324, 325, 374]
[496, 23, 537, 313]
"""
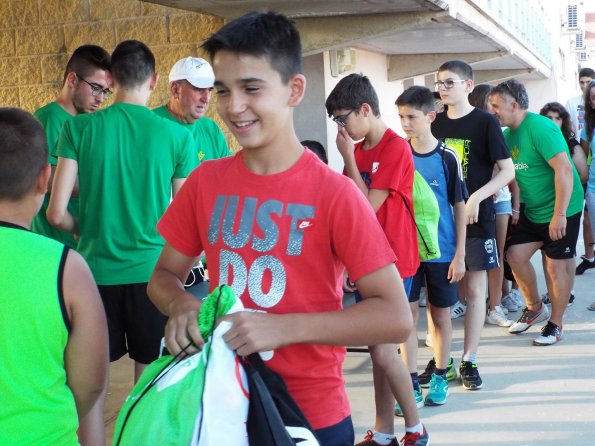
[512, 209, 520, 214]
[555, 213, 566, 217]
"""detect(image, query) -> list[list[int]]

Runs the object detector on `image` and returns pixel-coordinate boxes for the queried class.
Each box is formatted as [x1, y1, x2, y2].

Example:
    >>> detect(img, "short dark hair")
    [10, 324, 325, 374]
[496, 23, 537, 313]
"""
[63, 44, 111, 83]
[539, 102, 574, 141]
[111, 40, 155, 89]
[0, 108, 48, 200]
[579, 67, 595, 79]
[301, 140, 328, 164]
[438, 60, 474, 81]
[468, 84, 493, 112]
[490, 79, 529, 110]
[395, 85, 436, 114]
[201, 11, 302, 84]
[325, 73, 380, 117]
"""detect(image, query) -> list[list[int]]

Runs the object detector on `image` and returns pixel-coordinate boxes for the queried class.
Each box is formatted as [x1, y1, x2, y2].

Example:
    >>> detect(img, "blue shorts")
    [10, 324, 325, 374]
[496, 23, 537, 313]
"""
[314, 416, 354, 446]
[354, 276, 413, 303]
[494, 199, 512, 216]
[409, 262, 459, 308]
[465, 237, 500, 271]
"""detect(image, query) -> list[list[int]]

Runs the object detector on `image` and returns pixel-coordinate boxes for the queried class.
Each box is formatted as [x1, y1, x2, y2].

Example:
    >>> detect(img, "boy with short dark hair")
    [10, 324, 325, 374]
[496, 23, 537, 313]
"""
[431, 60, 514, 389]
[396, 85, 467, 408]
[0, 107, 108, 445]
[147, 12, 413, 446]
[325, 74, 429, 446]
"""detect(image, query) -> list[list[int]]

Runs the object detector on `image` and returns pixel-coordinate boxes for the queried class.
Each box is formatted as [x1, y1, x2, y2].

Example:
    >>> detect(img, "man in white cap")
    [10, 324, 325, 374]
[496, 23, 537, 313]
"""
[154, 57, 231, 163]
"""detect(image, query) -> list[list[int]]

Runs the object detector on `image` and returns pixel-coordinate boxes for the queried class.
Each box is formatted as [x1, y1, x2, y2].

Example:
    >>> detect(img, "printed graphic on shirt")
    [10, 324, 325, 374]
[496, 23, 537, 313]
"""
[509, 144, 528, 171]
[208, 194, 315, 309]
[444, 138, 470, 179]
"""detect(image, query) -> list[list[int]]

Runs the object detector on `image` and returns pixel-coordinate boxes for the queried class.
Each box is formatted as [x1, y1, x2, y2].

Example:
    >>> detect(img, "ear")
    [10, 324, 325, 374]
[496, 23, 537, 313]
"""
[465, 79, 474, 94]
[149, 73, 160, 92]
[287, 74, 306, 107]
[169, 81, 179, 99]
[360, 103, 372, 117]
[426, 110, 437, 123]
[65, 72, 77, 89]
[37, 164, 52, 195]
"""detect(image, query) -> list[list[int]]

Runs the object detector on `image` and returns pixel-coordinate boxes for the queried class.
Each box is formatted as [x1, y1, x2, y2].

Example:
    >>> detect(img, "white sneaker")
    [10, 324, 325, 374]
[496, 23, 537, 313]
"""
[502, 291, 523, 312]
[511, 289, 525, 308]
[486, 306, 514, 327]
[425, 331, 433, 348]
[509, 304, 550, 334]
[450, 301, 467, 319]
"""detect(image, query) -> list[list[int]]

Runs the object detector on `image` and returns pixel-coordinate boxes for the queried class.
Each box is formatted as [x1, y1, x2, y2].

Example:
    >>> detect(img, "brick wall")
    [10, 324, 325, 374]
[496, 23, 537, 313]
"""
[0, 0, 239, 149]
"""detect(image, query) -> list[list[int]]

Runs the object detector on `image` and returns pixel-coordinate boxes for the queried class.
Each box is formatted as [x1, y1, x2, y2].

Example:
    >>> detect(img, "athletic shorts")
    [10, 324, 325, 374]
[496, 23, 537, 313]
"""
[314, 416, 354, 446]
[506, 209, 581, 260]
[465, 237, 499, 271]
[494, 199, 512, 216]
[97, 282, 167, 364]
[354, 276, 413, 303]
[409, 262, 459, 308]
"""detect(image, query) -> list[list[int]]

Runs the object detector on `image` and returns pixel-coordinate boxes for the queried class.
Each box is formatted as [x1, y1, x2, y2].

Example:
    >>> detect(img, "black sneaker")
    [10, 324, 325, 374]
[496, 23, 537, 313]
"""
[459, 360, 483, 390]
[576, 257, 595, 275]
[533, 321, 563, 346]
[418, 358, 436, 388]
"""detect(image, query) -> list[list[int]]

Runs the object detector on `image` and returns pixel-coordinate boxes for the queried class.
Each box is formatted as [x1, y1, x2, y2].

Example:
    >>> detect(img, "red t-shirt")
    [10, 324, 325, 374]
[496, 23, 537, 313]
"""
[157, 149, 396, 429]
[354, 128, 419, 278]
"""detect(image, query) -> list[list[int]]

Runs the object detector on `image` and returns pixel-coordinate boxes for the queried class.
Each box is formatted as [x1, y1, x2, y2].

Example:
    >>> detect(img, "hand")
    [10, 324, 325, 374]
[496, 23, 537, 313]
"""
[343, 270, 357, 293]
[448, 255, 466, 283]
[549, 215, 567, 241]
[465, 194, 480, 225]
[511, 209, 520, 225]
[221, 311, 288, 356]
[165, 294, 204, 357]
[336, 126, 355, 160]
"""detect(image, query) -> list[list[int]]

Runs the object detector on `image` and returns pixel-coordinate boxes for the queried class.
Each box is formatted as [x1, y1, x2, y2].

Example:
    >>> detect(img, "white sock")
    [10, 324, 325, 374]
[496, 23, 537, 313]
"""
[405, 422, 424, 434]
[372, 432, 396, 445]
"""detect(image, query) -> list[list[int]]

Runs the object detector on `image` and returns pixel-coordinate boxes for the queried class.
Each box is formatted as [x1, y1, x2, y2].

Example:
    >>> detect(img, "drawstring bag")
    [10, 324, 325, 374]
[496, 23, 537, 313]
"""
[112, 285, 249, 446]
[239, 353, 320, 446]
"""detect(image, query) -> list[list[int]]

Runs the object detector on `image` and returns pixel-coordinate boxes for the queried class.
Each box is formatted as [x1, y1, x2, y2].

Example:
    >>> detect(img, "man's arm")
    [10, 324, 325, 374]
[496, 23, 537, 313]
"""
[147, 243, 202, 356]
[63, 250, 108, 419]
[509, 179, 521, 224]
[548, 152, 574, 241]
[465, 157, 514, 224]
[46, 158, 78, 232]
[221, 263, 412, 356]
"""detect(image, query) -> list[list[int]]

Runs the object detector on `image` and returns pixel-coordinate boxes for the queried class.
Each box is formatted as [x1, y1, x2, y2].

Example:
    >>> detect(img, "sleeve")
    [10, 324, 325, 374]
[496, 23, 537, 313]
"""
[443, 147, 468, 205]
[174, 128, 200, 178]
[533, 121, 569, 162]
[55, 119, 79, 161]
[157, 168, 204, 257]
[328, 178, 397, 282]
[369, 137, 412, 196]
[485, 113, 511, 162]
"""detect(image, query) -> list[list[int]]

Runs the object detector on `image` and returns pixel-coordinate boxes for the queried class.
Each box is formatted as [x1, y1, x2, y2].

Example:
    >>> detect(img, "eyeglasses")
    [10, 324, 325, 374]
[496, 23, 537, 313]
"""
[76, 74, 112, 99]
[332, 109, 356, 127]
[434, 79, 467, 90]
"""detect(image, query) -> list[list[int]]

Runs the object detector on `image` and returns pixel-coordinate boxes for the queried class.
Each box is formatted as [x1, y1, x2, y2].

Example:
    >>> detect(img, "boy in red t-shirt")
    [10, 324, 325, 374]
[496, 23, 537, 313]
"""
[147, 12, 413, 446]
[326, 74, 428, 446]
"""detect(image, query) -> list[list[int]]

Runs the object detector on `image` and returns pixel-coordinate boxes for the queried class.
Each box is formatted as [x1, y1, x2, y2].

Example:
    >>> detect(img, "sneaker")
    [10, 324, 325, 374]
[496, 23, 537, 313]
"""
[502, 291, 523, 312]
[424, 331, 433, 348]
[533, 321, 563, 346]
[424, 374, 448, 405]
[541, 292, 575, 306]
[576, 256, 595, 275]
[400, 426, 430, 446]
[486, 306, 513, 327]
[394, 388, 423, 417]
[459, 360, 483, 390]
[450, 300, 467, 319]
[419, 357, 456, 388]
[419, 287, 427, 307]
[509, 304, 550, 334]
[356, 431, 399, 446]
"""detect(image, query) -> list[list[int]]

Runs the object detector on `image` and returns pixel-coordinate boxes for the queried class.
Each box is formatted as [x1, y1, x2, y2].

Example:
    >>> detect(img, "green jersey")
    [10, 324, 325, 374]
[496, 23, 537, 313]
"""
[503, 112, 583, 223]
[32, 102, 78, 248]
[55, 103, 197, 285]
[0, 223, 78, 446]
[153, 105, 231, 163]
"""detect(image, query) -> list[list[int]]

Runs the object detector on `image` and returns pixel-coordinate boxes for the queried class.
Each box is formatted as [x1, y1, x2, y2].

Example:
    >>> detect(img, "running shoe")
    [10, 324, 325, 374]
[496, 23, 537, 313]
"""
[424, 374, 448, 405]
[356, 431, 398, 446]
[459, 360, 483, 390]
[533, 321, 563, 346]
[486, 306, 513, 327]
[450, 300, 467, 319]
[419, 357, 456, 388]
[541, 292, 575, 306]
[424, 331, 433, 348]
[400, 426, 430, 446]
[502, 291, 523, 312]
[509, 304, 550, 334]
[394, 388, 423, 417]
[576, 256, 595, 275]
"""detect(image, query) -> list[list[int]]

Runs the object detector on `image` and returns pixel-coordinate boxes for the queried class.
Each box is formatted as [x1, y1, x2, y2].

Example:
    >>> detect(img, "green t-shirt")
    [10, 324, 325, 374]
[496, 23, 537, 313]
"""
[55, 103, 197, 285]
[31, 102, 78, 249]
[153, 105, 231, 163]
[503, 112, 583, 223]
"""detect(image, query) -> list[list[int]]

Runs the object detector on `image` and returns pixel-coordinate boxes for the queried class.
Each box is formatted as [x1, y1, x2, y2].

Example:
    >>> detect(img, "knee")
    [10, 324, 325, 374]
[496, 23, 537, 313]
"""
[370, 345, 397, 370]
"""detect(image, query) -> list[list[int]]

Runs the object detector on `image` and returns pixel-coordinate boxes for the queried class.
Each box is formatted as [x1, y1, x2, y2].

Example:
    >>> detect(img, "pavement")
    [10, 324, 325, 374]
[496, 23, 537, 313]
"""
[103, 247, 595, 446]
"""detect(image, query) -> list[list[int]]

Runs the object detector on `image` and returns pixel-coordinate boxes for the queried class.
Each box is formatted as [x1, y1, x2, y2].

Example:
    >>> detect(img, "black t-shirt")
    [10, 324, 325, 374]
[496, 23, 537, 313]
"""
[431, 108, 511, 238]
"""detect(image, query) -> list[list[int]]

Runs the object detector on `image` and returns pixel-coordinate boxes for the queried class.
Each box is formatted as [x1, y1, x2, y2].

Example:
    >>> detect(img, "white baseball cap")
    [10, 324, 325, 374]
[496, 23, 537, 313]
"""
[169, 57, 215, 88]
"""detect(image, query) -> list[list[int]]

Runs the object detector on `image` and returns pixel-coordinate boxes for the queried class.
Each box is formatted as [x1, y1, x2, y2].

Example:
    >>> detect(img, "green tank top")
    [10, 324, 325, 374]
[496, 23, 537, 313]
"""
[0, 222, 79, 445]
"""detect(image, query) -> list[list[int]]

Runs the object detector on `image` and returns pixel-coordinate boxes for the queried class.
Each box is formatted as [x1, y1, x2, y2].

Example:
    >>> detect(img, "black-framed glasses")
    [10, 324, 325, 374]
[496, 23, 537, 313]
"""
[434, 79, 467, 90]
[332, 109, 356, 127]
[76, 73, 112, 99]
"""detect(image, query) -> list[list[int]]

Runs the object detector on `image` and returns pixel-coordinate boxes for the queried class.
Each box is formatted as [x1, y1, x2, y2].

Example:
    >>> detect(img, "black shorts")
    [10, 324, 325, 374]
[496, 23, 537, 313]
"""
[97, 282, 167, 364]
[465, 237, 499, 271]
[409, 262, 459, 308]
[506, 209, 581, 260]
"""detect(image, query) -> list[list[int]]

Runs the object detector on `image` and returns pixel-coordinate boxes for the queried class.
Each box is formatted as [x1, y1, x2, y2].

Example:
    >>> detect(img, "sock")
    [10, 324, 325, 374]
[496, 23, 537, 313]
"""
[410, 372, 420, 392]
[435, 368, 447, 377]
[462, 354, 477, 363]
[372, 432, 396, 445]
[405, 422, 424, 434]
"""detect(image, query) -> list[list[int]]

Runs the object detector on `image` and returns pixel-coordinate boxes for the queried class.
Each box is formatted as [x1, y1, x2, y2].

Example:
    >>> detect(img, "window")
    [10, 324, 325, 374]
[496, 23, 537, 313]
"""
[567, 4, 578, 28]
